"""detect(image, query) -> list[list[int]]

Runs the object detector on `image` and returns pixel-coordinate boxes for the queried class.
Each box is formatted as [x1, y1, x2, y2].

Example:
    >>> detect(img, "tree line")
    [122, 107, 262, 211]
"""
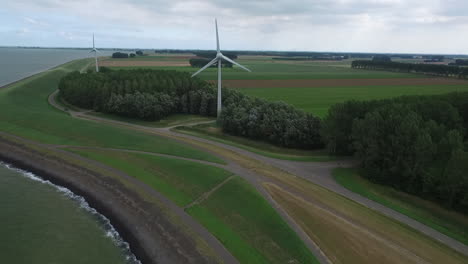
[58, 69, 322, 148]
[59, 69, 218, 120]
[112, 51, 145, 59]
[352, 60, 468, 78]
[219, 89, 322, 149]
[189, 58, 232, 68]
[321, 93, 468, 213]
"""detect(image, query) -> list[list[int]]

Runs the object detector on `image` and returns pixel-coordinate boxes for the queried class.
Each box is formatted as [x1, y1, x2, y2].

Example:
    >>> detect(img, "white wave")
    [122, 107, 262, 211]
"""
[0, 161, 142, 264]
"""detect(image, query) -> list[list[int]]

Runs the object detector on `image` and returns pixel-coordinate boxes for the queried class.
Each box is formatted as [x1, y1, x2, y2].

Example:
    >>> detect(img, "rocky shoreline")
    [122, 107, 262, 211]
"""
[0, 136, 218, 264]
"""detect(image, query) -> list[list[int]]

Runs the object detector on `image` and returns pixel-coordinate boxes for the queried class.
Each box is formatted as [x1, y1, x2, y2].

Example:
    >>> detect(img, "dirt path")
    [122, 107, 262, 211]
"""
[48, 90, 468, 262]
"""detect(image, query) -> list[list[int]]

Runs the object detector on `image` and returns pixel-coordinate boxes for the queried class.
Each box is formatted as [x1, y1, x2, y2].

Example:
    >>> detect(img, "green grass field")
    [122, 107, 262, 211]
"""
[0, 59, 222, 164]
[68, 148, 318, 263]
[67, 149, 231, 206]
[104, 56, 468, 118]
[188, 177, 318, 264]
[236, 85, 468, 117]
[174, 123, 336, 162]
[333, 168, 468, 246]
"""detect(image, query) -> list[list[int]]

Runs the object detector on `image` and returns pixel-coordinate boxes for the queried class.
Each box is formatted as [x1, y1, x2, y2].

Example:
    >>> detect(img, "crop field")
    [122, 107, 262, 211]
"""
[102, 54, 468, 117]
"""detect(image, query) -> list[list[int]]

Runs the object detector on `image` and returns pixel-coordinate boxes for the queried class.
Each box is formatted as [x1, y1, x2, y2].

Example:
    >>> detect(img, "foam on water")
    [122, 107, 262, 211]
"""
[0, 161, 142, 264]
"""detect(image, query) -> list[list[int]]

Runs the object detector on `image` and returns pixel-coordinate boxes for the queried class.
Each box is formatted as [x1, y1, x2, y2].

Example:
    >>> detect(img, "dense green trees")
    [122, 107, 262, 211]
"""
[352, 60, 468, 78]
[189, 58, 232, 68]
[322, 93, 468, 213]
[220, 89, 322, 149]
[59, 69, 217, 120]
[112, 52, 129, 58]
[372, 55, 392, 62]
[59, 69, 322, 149]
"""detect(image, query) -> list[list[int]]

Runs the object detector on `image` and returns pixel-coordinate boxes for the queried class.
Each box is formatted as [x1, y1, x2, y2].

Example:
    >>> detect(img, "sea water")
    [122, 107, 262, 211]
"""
[0, 47, 113, 86]
[0, 47, 140, 263]
[0, 162, 141, 264]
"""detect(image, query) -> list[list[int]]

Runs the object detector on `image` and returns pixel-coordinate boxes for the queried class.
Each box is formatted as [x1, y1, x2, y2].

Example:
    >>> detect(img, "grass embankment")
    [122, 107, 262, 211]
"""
[333, 168, 468, 246]
[237, 85, 468, 117]
[264, 179, 468, 264]
[67, 149, 230, 206]
[174, 123, 335, 162]
[177, 137, 468, 263]
[0, 59, 222, 164]
[68, 148, 318, 264]
[188, 177, 318, 264]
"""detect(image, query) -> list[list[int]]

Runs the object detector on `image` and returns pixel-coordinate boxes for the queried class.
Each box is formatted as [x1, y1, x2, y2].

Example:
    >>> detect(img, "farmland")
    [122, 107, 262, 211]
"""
[101, 54, 468, 117]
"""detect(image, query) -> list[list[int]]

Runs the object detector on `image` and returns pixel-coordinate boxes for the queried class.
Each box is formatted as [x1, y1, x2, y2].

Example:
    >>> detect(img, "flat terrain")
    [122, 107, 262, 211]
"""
[219, 77, 467, 88]
[100, 60, 190, 67]
[237, 85, 468, 117]
[101, 54, 468, 117]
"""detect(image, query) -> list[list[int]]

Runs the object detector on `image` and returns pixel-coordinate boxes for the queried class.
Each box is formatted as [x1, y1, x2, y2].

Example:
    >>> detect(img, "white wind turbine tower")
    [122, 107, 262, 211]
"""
[90, 34, 99, 72]
[191, 19, 251, 118]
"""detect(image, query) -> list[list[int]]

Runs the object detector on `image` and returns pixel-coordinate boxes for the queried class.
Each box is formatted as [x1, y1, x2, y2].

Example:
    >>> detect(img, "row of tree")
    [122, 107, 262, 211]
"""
[189, 58, 232, 68]
[351, 60, 468, 78]
[58, 69, 323, 149]
[219, 89, 323, 149]
[321, 93, 468, 213]
[449, 59, 468, 66]
[112, 51, 144, 58]
[59, 69, 217, 119]
[112, 52, 130, 58]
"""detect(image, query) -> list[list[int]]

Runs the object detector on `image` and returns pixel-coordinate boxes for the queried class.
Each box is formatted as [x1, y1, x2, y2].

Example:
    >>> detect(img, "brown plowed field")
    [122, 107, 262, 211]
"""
[100, 60, 190, 67]
[214, 78, 468, 88]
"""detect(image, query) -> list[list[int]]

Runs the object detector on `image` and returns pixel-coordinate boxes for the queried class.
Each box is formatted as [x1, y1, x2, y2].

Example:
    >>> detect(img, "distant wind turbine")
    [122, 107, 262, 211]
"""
[90, 34, 99, 72]
[191, 19, 251, 118]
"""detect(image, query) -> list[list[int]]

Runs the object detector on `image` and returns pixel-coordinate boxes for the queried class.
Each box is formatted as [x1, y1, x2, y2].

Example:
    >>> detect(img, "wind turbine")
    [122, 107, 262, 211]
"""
[191, 19, 251, 118]
[90, 34, 99, 72]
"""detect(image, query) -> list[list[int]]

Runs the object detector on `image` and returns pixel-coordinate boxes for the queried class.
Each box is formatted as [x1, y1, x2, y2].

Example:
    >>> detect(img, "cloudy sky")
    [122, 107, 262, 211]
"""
[2, 0, 468, 54]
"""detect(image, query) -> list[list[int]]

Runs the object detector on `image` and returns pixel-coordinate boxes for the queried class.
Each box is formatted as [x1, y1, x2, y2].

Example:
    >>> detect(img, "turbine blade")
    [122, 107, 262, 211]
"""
[221, 55, 251, 72]
[191, 57, 219, 77]
[93, 34, 95, 49]
[215, 18, 220, 53]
